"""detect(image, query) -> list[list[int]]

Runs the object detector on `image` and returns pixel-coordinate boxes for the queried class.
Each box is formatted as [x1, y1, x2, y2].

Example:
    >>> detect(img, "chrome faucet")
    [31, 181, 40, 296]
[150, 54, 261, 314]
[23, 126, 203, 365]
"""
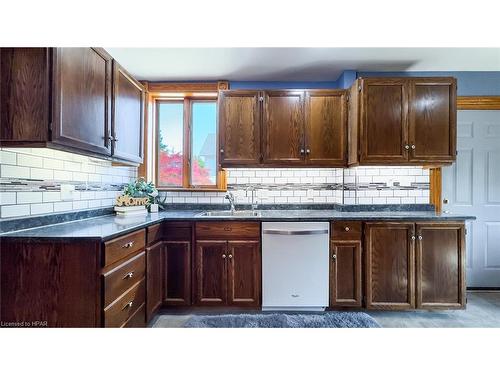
[246, 186, 258, 211]
[225, 192, 235, 213]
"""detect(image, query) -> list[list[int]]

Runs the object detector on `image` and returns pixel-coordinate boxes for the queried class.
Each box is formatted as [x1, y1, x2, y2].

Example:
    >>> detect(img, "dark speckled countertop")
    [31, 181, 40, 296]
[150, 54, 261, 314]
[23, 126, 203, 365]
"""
[0, 209, 475, 241]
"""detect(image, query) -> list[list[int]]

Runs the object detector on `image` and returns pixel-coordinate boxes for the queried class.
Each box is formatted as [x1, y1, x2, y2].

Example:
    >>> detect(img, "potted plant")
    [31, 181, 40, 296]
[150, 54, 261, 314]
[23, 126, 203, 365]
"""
[116, 178, 160, 212]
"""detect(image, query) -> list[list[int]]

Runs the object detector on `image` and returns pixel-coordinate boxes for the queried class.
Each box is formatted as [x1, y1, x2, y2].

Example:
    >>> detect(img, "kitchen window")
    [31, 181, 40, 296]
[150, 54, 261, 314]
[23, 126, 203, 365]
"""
[155, 97, 220, 190]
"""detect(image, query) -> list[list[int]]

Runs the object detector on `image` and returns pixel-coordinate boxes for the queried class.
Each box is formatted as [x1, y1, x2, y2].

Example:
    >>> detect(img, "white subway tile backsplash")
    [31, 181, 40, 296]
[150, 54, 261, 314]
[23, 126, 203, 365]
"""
[1, 165, 30, 179]
[17, 192, 43, 204]
[31, 203, 54, 215]
[53, 201, 73, 212]
[0, 151, 17, 165]
[2, 204, 30, 218]
[17, 154, 43, 168]
[0, 192, 16, 205]
[30, 168, 54, 180]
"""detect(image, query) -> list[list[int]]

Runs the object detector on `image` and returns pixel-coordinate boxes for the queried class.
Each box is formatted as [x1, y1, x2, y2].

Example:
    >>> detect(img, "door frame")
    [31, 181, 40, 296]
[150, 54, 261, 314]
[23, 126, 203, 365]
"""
[429, 96, 500, 213]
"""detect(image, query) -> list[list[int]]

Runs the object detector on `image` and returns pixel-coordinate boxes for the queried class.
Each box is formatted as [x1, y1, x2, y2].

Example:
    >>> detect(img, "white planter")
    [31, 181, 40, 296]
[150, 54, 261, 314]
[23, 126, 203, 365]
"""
[149, 203, 159, 213]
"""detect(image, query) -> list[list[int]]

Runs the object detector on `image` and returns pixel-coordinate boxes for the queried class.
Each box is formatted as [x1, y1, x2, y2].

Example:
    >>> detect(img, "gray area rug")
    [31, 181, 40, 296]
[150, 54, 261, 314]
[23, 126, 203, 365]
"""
[183, 312, 380, 328]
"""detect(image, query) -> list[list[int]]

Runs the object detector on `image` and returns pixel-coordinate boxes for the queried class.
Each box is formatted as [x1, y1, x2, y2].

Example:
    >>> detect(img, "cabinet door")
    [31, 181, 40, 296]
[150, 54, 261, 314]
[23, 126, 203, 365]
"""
[416, 222, 465, 309]
[365, 222, 415, 309]
[52, 48, 112, 155]
[263, 90, 305, 164]
[227, 241, 261, 307]
[329, 240, 362, 307]
[218, 90, 261, 166]
[408, 78, 456, 163]
[305, 90, 347, 166]
[360, 79, 408, 163]
[146, 242, 162, 322]
[112, 61, 145, 163]
[164, 241, 191, 306]
[195, 241, 227, 306]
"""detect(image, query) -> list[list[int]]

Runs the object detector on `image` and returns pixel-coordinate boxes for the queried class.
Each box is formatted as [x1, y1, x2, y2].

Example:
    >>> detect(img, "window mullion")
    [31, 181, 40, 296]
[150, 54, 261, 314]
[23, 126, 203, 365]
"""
[183, 98, 192, 189]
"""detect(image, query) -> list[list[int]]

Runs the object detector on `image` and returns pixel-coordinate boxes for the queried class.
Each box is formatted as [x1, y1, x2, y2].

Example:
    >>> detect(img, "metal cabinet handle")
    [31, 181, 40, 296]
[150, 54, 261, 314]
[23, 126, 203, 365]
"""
[263, 229, 328, 235]
[404, 145, 410, 150]
[122, 301, 133, 310]
[223, 227, 232, 231]
[344, 226, 350, 232]
[122, 241, 134, 249]
[123, 272, 134, 279]
[418, 235, 423, 240]
[411, 235, 416, 241]
[411, 144, 416, 150]
[222, 254, 226, 259]
[228, 254, 233, 259]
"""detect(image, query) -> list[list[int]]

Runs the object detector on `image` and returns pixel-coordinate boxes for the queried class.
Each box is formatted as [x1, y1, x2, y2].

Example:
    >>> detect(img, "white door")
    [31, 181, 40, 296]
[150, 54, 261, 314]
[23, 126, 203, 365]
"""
[442, 110, 500, 287]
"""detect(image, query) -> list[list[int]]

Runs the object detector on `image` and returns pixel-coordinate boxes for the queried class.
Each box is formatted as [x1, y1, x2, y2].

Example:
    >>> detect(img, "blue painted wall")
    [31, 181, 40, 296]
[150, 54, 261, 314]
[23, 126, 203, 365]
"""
[357, 71, 500, 96]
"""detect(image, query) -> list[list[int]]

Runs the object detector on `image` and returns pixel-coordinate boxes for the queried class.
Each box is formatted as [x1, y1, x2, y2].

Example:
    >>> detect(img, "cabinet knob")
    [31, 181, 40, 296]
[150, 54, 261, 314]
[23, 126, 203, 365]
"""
[344, 226, 350, 232]
[404, 145, 410, 150]
[222, 254, 226, 259]
[220, 149, 224, 154]
[332, 254, 337, 261]
[411, 235, 416, 241]
[306, 149, 311, 154]
[228, 254, 233, 259]
[300, 149, 305, 155]
[411, 144, 416, 150]
[418, 235, 423, 240]
[122, 241, 134, 249]
[123, 272, 134, 279]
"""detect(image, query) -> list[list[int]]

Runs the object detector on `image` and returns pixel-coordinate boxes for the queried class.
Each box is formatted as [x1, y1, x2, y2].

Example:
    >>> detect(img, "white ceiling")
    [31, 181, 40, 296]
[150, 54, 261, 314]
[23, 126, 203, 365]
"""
[105, 48, 500, 82]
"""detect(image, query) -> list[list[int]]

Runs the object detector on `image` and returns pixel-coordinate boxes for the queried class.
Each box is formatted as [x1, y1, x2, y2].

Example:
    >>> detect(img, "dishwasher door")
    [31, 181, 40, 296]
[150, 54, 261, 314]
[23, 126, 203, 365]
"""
[262, 222, 330, 310]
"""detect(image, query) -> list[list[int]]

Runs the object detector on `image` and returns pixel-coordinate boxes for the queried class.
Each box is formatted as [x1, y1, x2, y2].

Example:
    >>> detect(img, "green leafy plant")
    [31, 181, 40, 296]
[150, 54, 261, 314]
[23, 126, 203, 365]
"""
[122, 177, 159, 206]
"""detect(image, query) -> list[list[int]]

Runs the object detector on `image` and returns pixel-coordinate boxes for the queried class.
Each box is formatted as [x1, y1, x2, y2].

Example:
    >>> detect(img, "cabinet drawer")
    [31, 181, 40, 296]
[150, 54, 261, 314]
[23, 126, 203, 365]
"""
[104, 279, 145, 328]
[123, 303, 146, 328]
[331, 221, 362, 240]
[147, 224, 162, 245]
[104, 229, 146, 266]
[196, 221, 260, 240]
[103, 252, 146, 307]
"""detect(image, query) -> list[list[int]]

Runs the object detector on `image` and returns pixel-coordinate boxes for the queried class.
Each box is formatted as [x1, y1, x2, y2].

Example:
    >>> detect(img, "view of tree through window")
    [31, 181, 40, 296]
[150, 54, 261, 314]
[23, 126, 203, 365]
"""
[157, 99, 217, 188]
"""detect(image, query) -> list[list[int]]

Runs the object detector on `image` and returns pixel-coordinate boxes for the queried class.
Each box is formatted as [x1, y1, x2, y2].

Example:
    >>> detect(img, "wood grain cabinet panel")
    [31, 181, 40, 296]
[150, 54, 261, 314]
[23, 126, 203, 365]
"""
[263, 90, 305, 164]
[164, 241, 191, 306]
[112, 60, 145, 163]
[365, 222, 415, 310]
[218, 90, 261, 166]
[361, 79, 408, 163]
[0, 48, 50, 143]
[305, 90, 347, 166]
[52, 48, 112, 156]
[409, 78, 456, 163]
[415, 222, 465, 309]
[227, 241, 261, 307]
[330, 240, 362, 307]
[146, 242, 163, 321]
[195, 240, 228, 306]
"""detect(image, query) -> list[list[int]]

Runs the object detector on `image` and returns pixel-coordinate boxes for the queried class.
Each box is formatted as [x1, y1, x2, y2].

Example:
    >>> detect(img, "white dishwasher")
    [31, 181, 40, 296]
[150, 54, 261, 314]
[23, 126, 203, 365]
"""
[262, 222, 329, 311]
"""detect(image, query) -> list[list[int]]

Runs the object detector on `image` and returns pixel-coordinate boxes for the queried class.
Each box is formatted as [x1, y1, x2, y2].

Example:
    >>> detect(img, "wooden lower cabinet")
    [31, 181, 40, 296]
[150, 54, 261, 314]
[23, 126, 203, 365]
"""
[164, 241, 191, 306]
[195, 239, 261, 307]
[227, 241, 261, 307]
[416, 222, 466, 309]
[146, 241, 163, 321]
[329, 240, 362, 307]
[365, 222, 416, 310]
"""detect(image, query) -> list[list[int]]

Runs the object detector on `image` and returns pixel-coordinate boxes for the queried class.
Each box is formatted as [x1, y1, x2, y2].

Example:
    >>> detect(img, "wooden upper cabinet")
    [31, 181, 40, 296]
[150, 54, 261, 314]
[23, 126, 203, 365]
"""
[227, 240, 261, 307]
[415, 222, 465, 309]
[112, 61, 145, 163]
[360, 78, 408, 163]
[349, 77, 457, 166]
[263, 90, 305, 164]
[218, 90, 261, 166]
[365, 222, 415, 310]
[408, 78, 457, 163]
[52, 48, 112, 156]
[1, 48, 51, 143]
[305, 90, 347, 166]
